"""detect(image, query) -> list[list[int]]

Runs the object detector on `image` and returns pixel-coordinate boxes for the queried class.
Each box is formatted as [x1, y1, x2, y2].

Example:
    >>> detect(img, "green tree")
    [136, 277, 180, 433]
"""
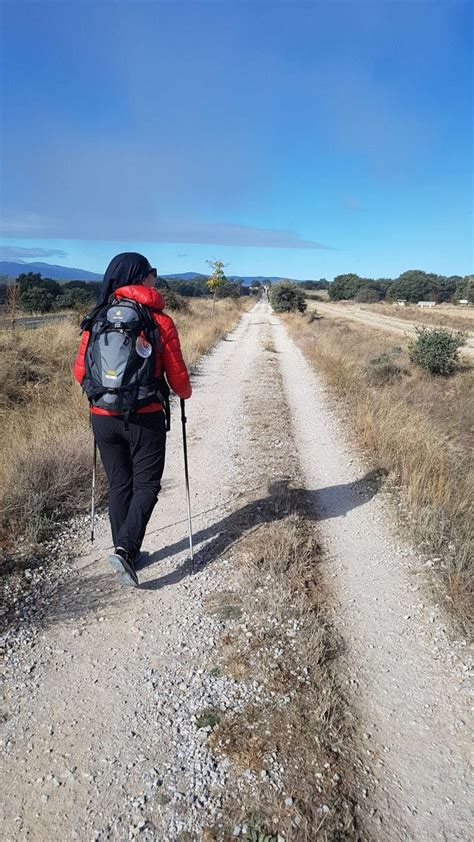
[21, 286, 56, 313]
[270, 281, 307, 313]
[354, 286, 381, 303]
[206, 259, 227, 315]
[17, 272, 62, 311]
[299, 279, 330, 290]
[387, 270, 440, 303]
[54, 288, 95, 310]
[373, 278, 393, 299]
[455, 275, 474, 303]
[217, 280, 241, 299]
[433, 275, 461, 303]
[328, 274, 372, 300]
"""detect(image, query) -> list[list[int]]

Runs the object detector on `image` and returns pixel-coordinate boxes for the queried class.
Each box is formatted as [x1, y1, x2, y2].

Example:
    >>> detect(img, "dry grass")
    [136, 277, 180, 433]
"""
[303, 289, 330, 302]
[0, 297, 249, 555]
[0, 320, 95, 547]
[209, 487, 362, 840]
[360, 301, 474, 332]
[174, 297, 250, 368]
[284, 313, 473, 636]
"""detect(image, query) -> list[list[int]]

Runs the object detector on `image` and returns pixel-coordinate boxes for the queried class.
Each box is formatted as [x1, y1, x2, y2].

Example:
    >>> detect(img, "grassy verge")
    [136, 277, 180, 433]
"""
[284, 312, 473, 637]
[0, 297, 249, 556]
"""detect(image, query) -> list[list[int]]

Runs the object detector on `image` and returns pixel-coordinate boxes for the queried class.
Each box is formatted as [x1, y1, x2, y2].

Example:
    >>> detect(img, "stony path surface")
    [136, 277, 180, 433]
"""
[1, 300, 472, 841]
[2, 304, 268, 840]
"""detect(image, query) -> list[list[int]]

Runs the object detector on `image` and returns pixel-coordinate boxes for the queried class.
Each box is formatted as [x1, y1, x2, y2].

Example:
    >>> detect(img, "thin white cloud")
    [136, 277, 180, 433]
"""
[0, 244, 68, 259]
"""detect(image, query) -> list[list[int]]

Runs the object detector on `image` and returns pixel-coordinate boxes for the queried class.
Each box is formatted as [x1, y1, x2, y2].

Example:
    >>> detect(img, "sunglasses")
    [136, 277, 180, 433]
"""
[148, 267, 157, 279]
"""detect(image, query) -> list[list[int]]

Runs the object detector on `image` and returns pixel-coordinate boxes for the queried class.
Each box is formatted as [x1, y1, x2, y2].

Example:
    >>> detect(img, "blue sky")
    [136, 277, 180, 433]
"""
[1, 0, 472, 280]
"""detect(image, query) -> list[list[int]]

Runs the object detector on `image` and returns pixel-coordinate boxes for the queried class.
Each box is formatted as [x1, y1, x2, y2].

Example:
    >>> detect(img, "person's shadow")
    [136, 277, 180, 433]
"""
[139, 469, 386, 591]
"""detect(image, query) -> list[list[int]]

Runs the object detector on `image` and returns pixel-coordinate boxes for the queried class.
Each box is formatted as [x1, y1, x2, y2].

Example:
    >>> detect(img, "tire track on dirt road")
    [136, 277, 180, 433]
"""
[270, 309, 472, 840]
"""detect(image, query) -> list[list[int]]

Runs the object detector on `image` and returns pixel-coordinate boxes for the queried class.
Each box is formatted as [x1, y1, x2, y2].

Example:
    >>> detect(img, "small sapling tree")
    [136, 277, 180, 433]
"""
[206, 259, 227, 316]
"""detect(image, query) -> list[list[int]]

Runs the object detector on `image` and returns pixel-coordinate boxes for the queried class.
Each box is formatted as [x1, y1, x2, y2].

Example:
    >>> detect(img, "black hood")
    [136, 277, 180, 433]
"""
[97, 252, 151, 307]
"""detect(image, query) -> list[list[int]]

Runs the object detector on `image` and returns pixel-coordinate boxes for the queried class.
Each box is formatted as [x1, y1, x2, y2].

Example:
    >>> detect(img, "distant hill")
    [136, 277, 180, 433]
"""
[162, 272, 209, 282]
[0, 261, 102, 281]
[0, 261, 314, 286]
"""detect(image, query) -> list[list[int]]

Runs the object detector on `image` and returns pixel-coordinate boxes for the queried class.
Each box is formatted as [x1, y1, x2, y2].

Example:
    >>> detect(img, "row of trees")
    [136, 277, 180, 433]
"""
[0, 273, 102, 313]
[328, 270, 474, 304]
[297, 279, 330, 290]
[3, 268, 470, 313]
[0, 268, 251, 314]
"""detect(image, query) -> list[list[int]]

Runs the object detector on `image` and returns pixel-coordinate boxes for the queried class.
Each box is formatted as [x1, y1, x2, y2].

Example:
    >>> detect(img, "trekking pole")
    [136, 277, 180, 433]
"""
[91, 437, 97, 543]
[180, 398, 194, 572]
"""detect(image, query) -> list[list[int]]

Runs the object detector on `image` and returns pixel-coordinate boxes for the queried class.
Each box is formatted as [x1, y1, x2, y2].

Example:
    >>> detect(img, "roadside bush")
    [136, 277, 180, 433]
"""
[158, 287, 189, 312]
[408, 327, 466, 376]
[270, 281, 307, 313]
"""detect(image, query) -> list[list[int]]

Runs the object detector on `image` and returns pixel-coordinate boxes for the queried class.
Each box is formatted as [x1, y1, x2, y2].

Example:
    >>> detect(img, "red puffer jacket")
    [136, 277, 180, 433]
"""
[73, 285, 192, 415]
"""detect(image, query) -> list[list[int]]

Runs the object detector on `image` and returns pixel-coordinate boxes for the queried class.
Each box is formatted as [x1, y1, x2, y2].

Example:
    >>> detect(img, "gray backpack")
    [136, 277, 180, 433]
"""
[81, 298, 170, 423]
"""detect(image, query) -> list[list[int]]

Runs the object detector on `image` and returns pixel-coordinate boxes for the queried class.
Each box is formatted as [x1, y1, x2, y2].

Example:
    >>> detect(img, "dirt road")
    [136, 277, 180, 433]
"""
[310, 300, 474, 357]
[2, 301, 472, 840]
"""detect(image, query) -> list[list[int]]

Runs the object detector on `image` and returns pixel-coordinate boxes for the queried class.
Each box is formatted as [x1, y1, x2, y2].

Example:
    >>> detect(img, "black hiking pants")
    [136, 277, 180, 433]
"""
[91, 411, 166, 560]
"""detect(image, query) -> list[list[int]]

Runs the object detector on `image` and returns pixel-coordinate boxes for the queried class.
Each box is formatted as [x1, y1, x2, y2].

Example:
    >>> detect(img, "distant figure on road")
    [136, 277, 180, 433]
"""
[74, 252, 192, 587]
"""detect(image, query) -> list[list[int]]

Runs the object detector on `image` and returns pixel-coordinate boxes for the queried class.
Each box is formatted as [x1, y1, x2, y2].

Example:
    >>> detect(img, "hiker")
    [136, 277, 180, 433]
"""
[74, 252, 192, 587]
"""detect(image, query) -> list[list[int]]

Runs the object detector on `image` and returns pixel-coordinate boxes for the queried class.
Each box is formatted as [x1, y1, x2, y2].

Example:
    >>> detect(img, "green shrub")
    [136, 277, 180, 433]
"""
[408, 327, 466, 376]
[270, 281, 307, 313]
[157, 287, 189, 311]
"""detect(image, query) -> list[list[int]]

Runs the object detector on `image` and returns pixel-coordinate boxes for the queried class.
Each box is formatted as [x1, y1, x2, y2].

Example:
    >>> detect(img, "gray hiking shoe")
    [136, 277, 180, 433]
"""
[108, 548, 139, 588]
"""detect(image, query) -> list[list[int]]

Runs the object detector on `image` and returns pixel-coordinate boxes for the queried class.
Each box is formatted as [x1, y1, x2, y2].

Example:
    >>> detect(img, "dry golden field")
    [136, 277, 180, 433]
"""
[0, 297, 249, 551]
[361, 301, 474, 332]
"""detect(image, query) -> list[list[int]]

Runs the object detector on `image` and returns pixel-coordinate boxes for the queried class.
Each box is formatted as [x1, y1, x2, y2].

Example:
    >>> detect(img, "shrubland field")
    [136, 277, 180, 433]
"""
[0, 298, 249, 554]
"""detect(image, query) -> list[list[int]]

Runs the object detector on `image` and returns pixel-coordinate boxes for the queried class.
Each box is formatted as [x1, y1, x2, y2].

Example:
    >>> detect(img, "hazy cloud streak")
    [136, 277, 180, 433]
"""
[1, 216, 332, 250]
[0, 245, 68, 259]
